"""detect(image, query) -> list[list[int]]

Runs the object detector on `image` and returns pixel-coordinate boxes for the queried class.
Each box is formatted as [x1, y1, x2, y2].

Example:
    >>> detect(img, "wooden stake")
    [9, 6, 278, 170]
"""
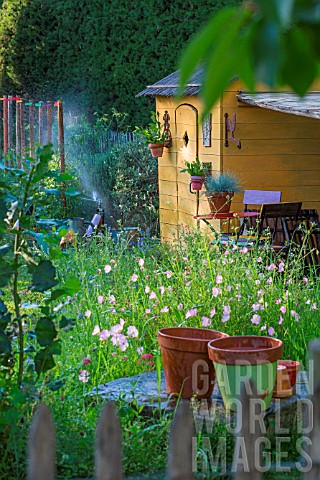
[58, 100, 66, 210]
[8, 95, 12, 150]
[38, 104, 44, 145]
[29, 102, 35, 158]
[47, 103, 53, 144]
[16, 100, 21, 163]
[20, 100, 25, 157]
[3, 96, 8, 155]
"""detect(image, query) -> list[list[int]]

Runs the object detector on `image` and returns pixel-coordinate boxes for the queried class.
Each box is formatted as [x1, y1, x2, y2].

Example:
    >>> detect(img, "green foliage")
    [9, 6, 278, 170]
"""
[204, 172, 242, 193]
[0, 0, 243, 125]
[181, 157, 208, 176]
[179, 0, 320, 116]
[0, 144, 80, 387]
[135, 111, 166, 145]
[109, 141, 159, 234]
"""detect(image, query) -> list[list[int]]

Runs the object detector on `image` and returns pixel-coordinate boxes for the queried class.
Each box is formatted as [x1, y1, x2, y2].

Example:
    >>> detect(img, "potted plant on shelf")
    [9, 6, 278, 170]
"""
[134, 111, 166, 158]
[205, 172, 242, 214]
[181, 157, 209, 191]
[158, 327, 228, 399]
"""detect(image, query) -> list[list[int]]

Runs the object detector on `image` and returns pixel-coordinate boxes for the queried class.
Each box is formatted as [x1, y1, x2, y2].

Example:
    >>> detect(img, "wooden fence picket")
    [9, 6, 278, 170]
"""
[304, 340, 320, 479]
[27, 403, 55, 480]
[167, 400, 193, 480]
[95, 401, 123, 480]
[234, 378, 262, 480]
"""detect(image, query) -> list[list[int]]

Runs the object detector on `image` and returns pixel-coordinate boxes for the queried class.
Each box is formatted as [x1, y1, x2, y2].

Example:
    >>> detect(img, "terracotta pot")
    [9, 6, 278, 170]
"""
[158, 327, 228, 399]
[278, 360, 300, 387]
[273, 365, 293, 398]
[208, 336, 283, 410]
[205, 192, 234, 214]
[190, 176, 205, 191]
[148, 143, 164, 158]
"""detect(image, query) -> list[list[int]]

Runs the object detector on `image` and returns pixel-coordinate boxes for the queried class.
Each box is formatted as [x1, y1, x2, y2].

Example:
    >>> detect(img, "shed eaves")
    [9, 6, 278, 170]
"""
[136, 68, 203, 97]
[238, 91, 320, 120]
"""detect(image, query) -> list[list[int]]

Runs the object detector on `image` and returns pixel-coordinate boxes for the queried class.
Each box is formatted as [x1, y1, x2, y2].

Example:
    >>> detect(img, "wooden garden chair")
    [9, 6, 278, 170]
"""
[291, 209, 320, 270]
[220, 202, 302, 255]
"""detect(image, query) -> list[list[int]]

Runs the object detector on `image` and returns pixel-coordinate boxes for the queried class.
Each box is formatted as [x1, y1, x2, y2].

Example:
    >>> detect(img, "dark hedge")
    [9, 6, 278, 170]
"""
[0, 0, 242, 125]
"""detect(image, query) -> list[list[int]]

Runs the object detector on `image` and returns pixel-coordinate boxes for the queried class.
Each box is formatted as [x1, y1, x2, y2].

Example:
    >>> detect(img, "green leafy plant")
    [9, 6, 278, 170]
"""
[204, 172, 242, 194]
[135, 112, 166, 145]
[179, 0, 320, 116]
[0, 145, 80, 388]
[181, 157, 208, 176]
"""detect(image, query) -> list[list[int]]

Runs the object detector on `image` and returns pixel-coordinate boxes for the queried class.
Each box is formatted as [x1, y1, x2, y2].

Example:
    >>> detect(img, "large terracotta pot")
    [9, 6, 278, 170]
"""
[158, 327, 228, 399]
[208, 336, 283, 410]
[148, 143, 164, 158]
[190, 176, 205, 191]
[205, 192, 234, 214]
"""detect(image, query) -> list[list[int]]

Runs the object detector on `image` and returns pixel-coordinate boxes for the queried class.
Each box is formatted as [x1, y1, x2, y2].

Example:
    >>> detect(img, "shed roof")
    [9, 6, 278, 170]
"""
[136, 68, 203, 97]
[238, 91, 320, 120]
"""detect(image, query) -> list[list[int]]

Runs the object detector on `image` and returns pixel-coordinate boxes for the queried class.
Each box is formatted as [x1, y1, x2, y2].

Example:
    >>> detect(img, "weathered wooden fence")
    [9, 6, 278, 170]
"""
[27, 341, 320, 479]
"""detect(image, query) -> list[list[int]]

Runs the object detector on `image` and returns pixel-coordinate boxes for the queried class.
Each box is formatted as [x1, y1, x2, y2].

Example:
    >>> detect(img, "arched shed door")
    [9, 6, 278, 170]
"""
[175, 103, 199, 229]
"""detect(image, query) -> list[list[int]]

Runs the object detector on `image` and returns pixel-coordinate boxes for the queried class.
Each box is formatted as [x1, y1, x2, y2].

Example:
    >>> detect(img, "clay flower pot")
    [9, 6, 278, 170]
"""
[205, 192, 234, 214]
[190, 176, 205, 191]
[208, 336, 283, 411]
[158, 327, 228, 399]
[148, 143, 164, 158]
[278, 360, 300, 387]
[273, 365, 293, 398]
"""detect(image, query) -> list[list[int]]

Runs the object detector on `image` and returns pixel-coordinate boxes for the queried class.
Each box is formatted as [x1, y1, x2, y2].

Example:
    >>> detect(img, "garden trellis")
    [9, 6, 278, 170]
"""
[1, 96, 65, 173]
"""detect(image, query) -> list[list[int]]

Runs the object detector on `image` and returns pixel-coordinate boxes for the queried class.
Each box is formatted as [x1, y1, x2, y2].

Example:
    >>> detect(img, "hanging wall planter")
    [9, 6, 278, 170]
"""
[190, 175, 206, 191]
[208, 335, 283, 411]
[148, 143, 165, 158]
[158, 327, 228, 399]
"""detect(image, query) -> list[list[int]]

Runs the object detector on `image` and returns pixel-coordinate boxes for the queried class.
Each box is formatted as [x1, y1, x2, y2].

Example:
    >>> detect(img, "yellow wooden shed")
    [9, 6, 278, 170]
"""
[137, 68, 320, 243]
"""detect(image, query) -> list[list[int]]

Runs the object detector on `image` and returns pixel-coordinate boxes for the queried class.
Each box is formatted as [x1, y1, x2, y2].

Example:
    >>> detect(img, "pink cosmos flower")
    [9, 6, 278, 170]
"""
[149, 292, 157, 299]
[303, 277, 308, 284]
[202, 316, 211, 327]
[210, 308, 216, 318]
[138, 258, 144, 267]
[110, 259, 116, 264]
[255, 280, 261, 285]
[104, 264, 112, 274]
[92, 325, 100, 336]
[177, 303, 183, 310]
[145, 308, 151, 314]
[267, 278, 272, 284]
[251, 314, 261, 325]
[159, 286, 165, 295]
[212, 287, 220, 297]
[186, 308, 197, 319]
[290, 310, 300, 322]
[131, 273, 138, 282]
[83, 357, 91, 364]
[268, 327, 275, 336]
[266, 263, 276, 271]
[216, 275, 223, 284]
[127, 326, 139, 338]
[278, 316, 283, 325]
[110, 324, 123, 335]
[109, 295, 116, 304]
[160, 306, 169, 313]
[280, 306, 286, 314]
[137, 347, 144, 355]
[278, 262, 285, 273]
[226, 286, 232, 292]
[111, 309, 117, 314]
[311, 303, 317, 310]
[145, 285, 150, 293]
[98, 295, 104, 304]
[240, 247, 248, 254]
[260, 324, 266, 331]
[166, 271, 172, 279]
[85, 310, 91, 318]
[275, 298, 282, 304]
[99, 330, 110, 341]
[79, 370, 90, 383]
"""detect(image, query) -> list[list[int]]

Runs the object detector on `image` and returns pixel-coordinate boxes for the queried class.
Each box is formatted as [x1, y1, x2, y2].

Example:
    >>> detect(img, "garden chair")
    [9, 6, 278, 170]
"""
[220, 202, 302, 255]
[219, 189, 282, 242]
[291, 209, 320, 270]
